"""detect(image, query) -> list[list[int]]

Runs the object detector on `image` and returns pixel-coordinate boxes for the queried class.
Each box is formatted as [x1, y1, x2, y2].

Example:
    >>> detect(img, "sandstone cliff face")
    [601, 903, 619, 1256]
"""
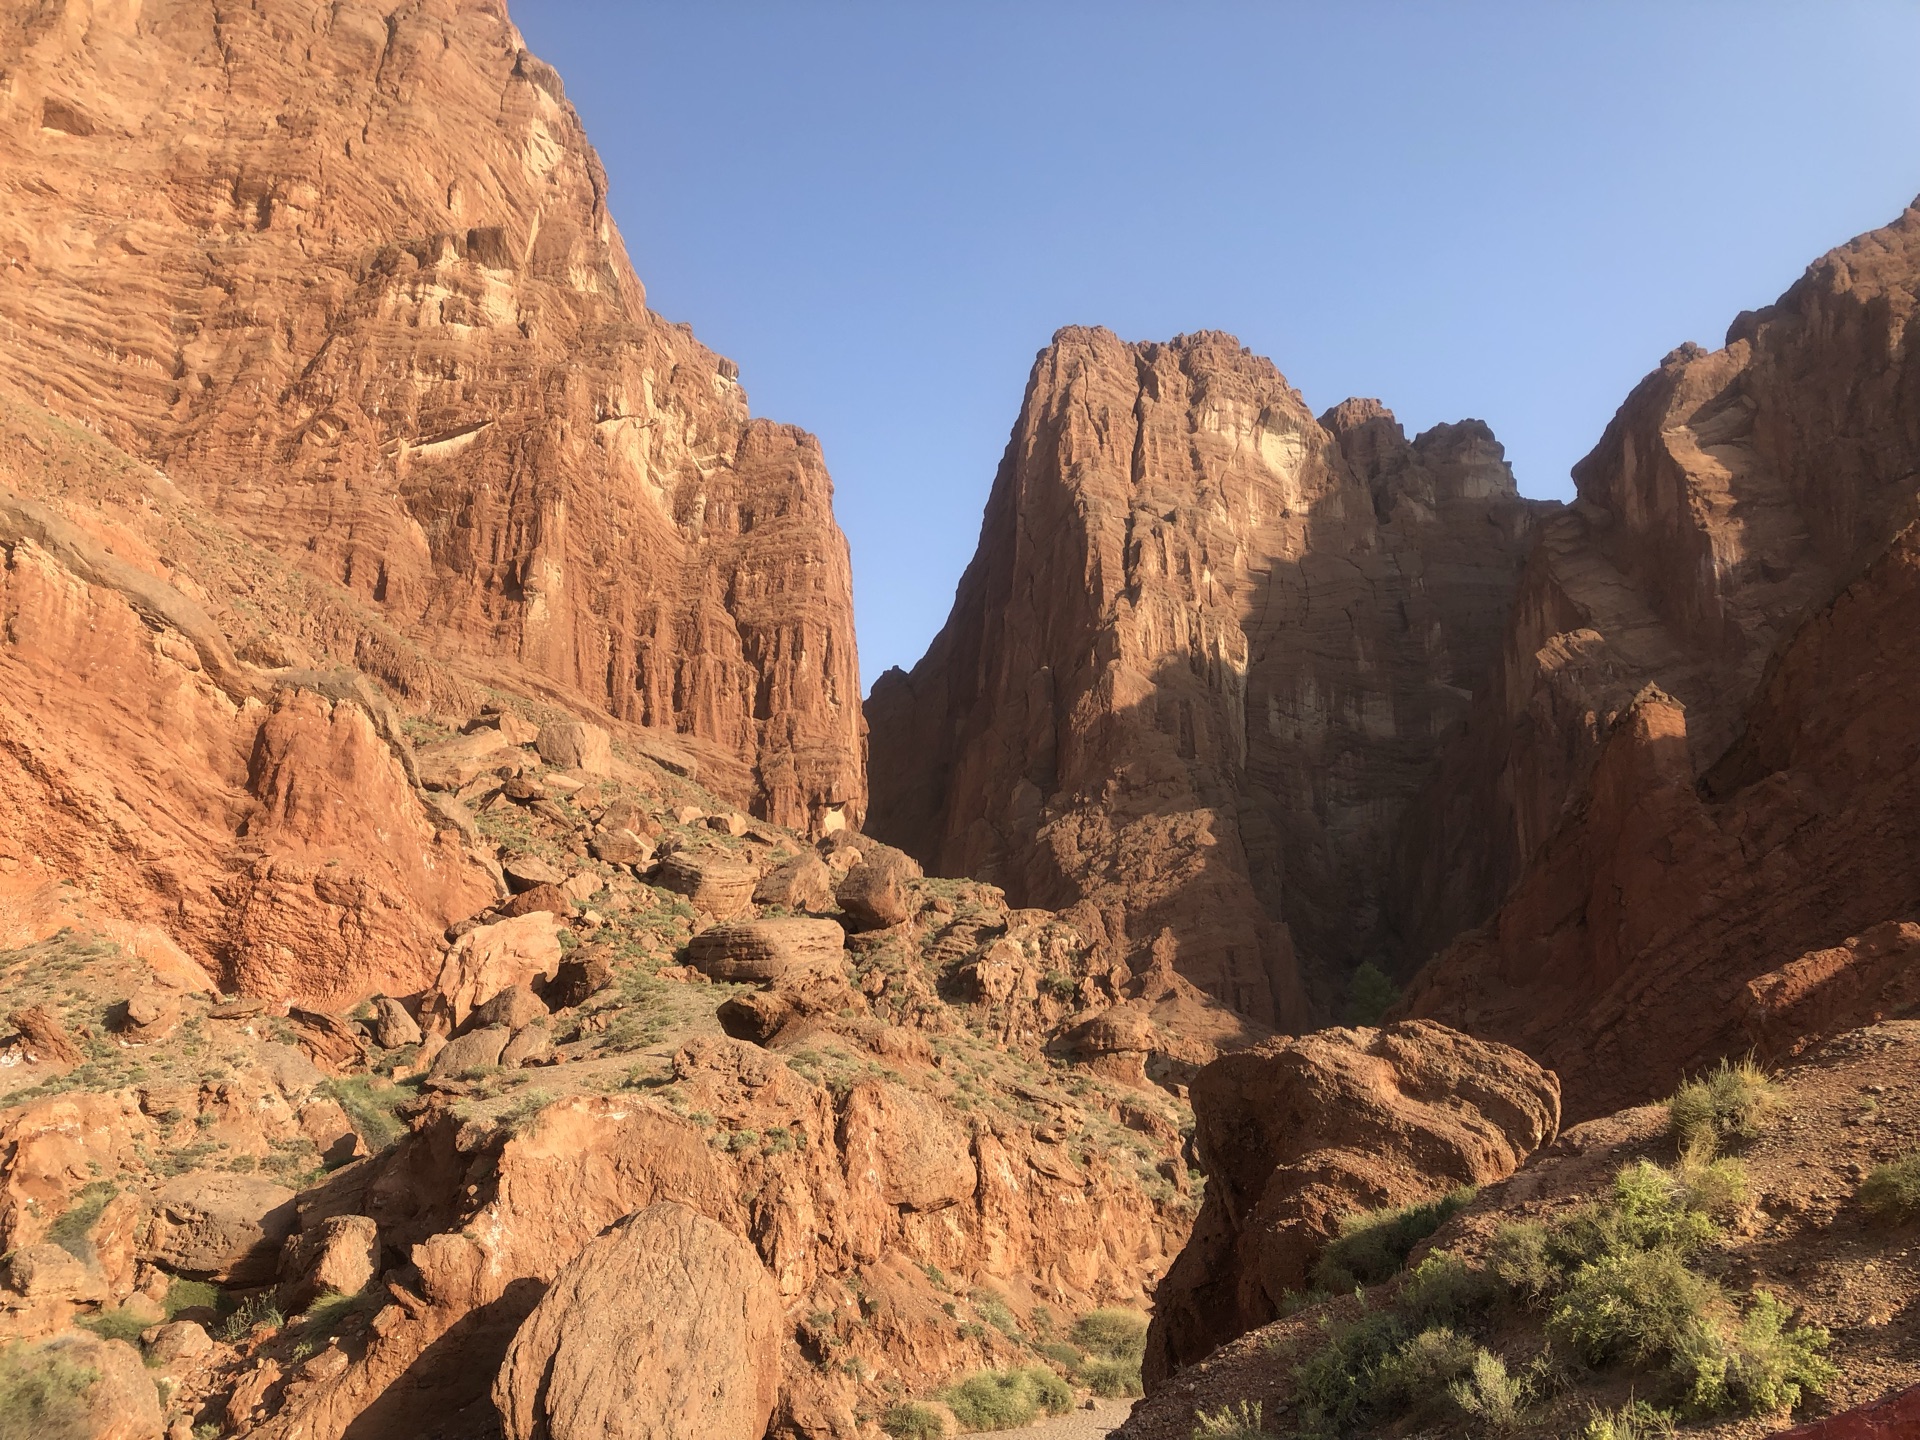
[0, 0, 863, 831]
[1399, 200, 1920, 1118]
[1399, 199, 1920, 966]
[867, 330, 1548, 1021]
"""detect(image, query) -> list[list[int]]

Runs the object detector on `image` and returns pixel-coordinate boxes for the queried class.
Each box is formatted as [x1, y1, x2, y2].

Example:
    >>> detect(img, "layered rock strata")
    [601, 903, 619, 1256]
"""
[0, 0, 863, 830]
[868, 330, 1549, 1020]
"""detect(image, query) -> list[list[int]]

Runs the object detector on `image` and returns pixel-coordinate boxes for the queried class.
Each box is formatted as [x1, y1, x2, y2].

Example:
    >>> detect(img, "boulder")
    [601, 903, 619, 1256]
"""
[752, 853, 836, 913]
[41, 1331, 163, 1440]
[140, 1320, 213, 1371]
[589, 829, 652, 867]
[717, 969, 868, 1046]
[494, 1201, 782, 1440]
[431, 1025, 512, 1078]
[542, 951, 614, 1010]
[839, 1081, 976, 1214]
[703, 812, 749, 838]
[278, 1214, 379, 1312]
[687, 918, 846, 984]
[142, 1173, 298, 1285]
[500, 1022, 553, 1069]
[371, 996, 423, 1049]
[9, 1004, 85, 1068]
[501, 882, 573, 919]
[420, 790, 483, 847]
[415, 732, 525, 791]
[834, 845, 922, 931]
[0, 1242, 106, 1302]
[464, 709, 539, 746]
[503, 855, 566, 893]
[465, 984, 549, 1035]
[117, 988, 180, 1043]
[535, 720, 613, 776]
[1145, 1019, 1560, 1383]
[655, 852, 758, 918]
[427, 913, 564, 1030]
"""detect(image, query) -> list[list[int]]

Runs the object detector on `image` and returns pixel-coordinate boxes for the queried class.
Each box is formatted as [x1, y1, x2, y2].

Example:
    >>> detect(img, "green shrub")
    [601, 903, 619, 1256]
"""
[1079, 1357, 1143, 1398]
[1071, 1308, 1148, 1360]
[1671, 1290, 1835, 1417]
[321, 1076, 410, 1151]
[1398, 1250, 1493, 1325]
[1667, 1057, 1780, 1153]
[1035, 1340, 1081, 1371]
[218, 1294, 284, 1343]
[1550, 1161, 1719, 1272]
[1671, 1147, 1751, 1221]
[1190, 1400, 1270, 1438]
[938, 1367, 1072, 1430]
[44, 1183, 115, 1264]
[1368, 1325, 1478, 1411]
[1859, 1152, 1920, 1225]
[75, 1305, 147, 1344]
[1581, 1400, 1676, 1440]
[1446, 1348, 1533, 1432]
[0, 1343, 96, 1440]
[1345, 963, 1400, 1026]
[163, 1278, 220, 1320]
[1293, 1309, 1406, 1429]
[880, 1401, 946, 1440]
[1547, 1247, 1726, 1368]
[1311, 1186, 1476, 1292]
[1487, 1221, 1556, 1302]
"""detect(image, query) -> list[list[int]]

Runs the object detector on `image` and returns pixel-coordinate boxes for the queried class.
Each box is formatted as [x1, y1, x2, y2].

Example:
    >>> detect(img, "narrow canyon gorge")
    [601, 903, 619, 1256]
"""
[0, 1, 1918, 1437]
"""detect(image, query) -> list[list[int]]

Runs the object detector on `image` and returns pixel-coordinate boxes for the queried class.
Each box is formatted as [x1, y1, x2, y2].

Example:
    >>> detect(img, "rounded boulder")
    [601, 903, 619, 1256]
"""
[494, 1201, 782, 1440]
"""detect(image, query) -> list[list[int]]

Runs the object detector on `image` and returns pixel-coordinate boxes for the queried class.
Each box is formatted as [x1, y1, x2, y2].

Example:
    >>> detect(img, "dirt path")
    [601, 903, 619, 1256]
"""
[1011, 1398, 1136, 1438]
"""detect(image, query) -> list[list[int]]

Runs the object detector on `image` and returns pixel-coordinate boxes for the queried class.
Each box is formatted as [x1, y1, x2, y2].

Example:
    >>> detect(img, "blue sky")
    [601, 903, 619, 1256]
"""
[511, 2, 1920, 693]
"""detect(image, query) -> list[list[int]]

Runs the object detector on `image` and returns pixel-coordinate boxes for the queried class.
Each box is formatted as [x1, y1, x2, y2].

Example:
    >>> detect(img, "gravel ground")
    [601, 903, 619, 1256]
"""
[1012, 1398, 1137, 1438]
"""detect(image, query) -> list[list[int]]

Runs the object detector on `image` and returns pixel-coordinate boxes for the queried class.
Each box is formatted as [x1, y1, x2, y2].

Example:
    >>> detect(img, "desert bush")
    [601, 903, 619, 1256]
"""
[0, 1343, 96, 1440]
[1293, 1309, 1406, 1428]
[75, 1304, 147, 1344]
[1671, 1146, 1751, 1221]
[880, 1401, 946, 1439]
[938, 1367, 1071, 1430]
[1547, 1247, 1726, 1368]
[163, 1278, 220, 1320]
[1311, 1186, 1476, 1292]
[1190, 1400, 1270, 1438]
[1368, 1325, 1479, 1410]
[1859, 1152, 1920, 1224]
[1446, 1348, 1534, 1432]
[218, 1293, 284, 1343]
[1581, 1400, 1676, 1440]
[1070, 1307, 1148, 1360]
[44, 1183, 115, 1263]
[321, 1075, 410, 1151]
[1671, 1290, 1835, 1416]
[1397, 1250, 1494, 1325]
[1345, 963, 1400, 1025]
[1667, 1056, 1780, 1153]
[1078, 1357, 1144, 1398]
[1487, 1220, 1556, 1302]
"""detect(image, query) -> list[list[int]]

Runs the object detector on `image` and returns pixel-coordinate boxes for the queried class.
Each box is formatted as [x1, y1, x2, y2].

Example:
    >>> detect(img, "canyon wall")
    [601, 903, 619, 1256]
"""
[0, 0, 863, 831]
[1403, 199, 1920, 1118]
[867, 329, 1549, 1022]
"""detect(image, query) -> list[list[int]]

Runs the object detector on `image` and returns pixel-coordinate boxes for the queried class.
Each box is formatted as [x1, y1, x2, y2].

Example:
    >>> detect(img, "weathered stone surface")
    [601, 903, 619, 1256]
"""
[535, 720, 613, 776]
[655, 852, 758, 918]
[500, 1022, 553, 1069]
[502, 855, 566, 893]
[426, 914, 563, 1031]
[431, 1026, 512, 1078]
[1769, 1382, 1920, 1439]
[278, 1214, 379, 1313]
[416, 732, 526, 792]
[542, 952, 614, 1010]
[465, 984, 549, 1035]
[867, 330, 1547, 1020]
[494, 1201, 783, 1440]
[839, 1081, 976, 1215]
[142, 1173, 299, 1286]
[371, 997, 423, 1050]
[1145, 1020, 1559, 1383]
[0, 0, 864, 832]
[834, 844, 922, 932]
[753, 852, 836, 912]
[687, 918, 846, 983]
[44, 1331, 164, 1440]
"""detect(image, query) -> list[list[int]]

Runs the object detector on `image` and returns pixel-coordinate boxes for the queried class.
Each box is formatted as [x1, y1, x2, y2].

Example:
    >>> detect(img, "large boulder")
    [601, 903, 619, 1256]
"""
[141, 1173, 298, 1286]
[834, 844, 922, 931]
[655, 852, 758, 918]
[426, 913, 564, 1030]
[687, 918, 846, 984]
[752, 852, 836, 912]
[1145, 1019, 1560, 1384]
[415, 731, 527, 792]
[278, 1213, 379, 1312]
[493, 1201, 782, 1440]
[535, 719, 613, 776]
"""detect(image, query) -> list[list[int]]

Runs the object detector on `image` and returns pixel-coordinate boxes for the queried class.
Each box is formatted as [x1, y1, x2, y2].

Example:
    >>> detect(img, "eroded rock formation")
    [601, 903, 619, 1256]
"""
[0, 0, 863, 831]
[1143, 1019, 1559, 1383]
[867, 330, 1549, 1020]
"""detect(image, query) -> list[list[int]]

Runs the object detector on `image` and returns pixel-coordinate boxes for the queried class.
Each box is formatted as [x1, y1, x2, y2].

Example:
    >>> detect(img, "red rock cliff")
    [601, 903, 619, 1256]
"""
[0, 0, 863, 831]
[867, 329, 1549, 1023]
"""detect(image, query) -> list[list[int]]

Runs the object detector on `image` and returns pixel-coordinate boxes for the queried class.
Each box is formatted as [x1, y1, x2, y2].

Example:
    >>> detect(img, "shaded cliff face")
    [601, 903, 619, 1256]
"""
[867, 329, 1549, 1022]
[0, 0, 863, 830]
[1403, 201, 1920, 1118]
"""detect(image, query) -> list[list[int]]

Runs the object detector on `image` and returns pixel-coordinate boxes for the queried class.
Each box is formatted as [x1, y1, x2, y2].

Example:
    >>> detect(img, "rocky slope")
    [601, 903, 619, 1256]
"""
[0, 0, 863, 832]
[867, 330, 1550, 1023]
[0, 724, 1195, 1439]
[1402, 199, 1920, 1120]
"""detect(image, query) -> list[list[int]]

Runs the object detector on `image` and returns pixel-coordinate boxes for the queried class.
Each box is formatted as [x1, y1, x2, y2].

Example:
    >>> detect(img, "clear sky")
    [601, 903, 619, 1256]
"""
[510, 2, 1920, 694]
